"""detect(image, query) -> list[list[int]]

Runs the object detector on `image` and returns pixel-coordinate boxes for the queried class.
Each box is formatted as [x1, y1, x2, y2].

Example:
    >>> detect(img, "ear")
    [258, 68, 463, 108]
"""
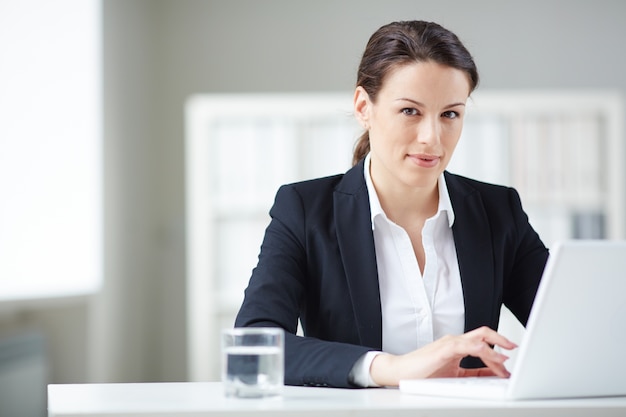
[353, 86, 371, 129]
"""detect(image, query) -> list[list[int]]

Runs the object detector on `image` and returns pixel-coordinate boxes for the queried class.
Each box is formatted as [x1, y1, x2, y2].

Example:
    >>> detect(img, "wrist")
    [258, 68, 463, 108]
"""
[370, 353, 399, 387]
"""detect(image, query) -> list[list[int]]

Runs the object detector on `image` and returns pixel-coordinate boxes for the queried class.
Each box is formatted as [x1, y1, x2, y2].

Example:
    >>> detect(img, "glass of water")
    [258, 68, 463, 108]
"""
[221, 327, 284, 398]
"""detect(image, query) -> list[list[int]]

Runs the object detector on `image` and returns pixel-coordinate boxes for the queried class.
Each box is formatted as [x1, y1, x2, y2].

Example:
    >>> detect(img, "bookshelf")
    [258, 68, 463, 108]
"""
[449, 91, 624, 246]
[185, 91, 624, 381]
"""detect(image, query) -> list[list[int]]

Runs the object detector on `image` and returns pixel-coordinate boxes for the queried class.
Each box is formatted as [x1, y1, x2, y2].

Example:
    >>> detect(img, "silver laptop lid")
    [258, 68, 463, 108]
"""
[509, 240, 626, 399]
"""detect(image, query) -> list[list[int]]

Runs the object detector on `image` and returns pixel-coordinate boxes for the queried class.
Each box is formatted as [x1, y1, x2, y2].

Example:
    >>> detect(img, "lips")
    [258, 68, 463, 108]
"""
[408, 153, 440, 168]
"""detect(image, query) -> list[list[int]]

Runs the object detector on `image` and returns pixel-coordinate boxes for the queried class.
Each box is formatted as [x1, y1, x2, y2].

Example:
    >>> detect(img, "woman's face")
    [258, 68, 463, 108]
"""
[354, 61, 471, 194]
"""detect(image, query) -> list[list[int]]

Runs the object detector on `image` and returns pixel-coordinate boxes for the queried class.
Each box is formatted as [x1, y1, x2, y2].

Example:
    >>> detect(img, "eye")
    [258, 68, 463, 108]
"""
[442, 110, 460, 119]
[401, 108, 419, 116]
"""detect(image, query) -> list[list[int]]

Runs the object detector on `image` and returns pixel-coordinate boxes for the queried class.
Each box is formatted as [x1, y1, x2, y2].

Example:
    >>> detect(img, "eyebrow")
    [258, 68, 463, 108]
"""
[396, 97, 466, 108]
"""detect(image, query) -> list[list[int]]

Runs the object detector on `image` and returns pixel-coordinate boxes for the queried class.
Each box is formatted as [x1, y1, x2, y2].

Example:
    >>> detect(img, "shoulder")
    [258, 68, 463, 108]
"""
[269, 162, 367, 230]
[274, 173, 344, 212]
[445, 171, 521, 202]
[445, 171, 512, 195]
[275, 161, 366, 205]
[444, 171, 527, 219]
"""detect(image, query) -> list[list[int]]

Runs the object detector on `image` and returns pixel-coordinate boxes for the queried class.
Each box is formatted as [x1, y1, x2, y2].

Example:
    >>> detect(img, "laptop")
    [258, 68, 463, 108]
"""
[399, 240, 626, 400]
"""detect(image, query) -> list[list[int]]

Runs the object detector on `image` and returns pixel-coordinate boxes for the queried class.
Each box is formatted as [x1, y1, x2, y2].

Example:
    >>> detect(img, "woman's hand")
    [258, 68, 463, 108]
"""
[369, 326, 517, 386]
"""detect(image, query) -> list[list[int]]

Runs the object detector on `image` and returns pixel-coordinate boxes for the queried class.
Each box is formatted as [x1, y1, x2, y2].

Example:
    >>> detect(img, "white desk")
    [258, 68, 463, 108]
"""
[48, 381, 626, 417]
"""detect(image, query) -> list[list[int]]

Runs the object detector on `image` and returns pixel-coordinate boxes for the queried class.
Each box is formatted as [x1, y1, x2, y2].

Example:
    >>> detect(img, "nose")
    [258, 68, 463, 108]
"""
[417, 116, 441, 145]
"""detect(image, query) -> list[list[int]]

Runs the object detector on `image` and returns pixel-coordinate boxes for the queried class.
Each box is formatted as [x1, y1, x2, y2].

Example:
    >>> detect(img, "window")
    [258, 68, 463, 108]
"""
[0, 0, 102, 302]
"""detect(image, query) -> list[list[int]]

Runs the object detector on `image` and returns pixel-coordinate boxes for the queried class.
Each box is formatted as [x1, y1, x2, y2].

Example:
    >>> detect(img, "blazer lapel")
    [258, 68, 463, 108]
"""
[334, 160, 382, 350]
[445, 172, 496, 333]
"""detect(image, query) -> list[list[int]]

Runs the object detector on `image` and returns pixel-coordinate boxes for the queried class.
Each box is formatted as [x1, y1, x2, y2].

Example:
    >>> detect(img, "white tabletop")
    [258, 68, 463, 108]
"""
[48, 381, 626, 417]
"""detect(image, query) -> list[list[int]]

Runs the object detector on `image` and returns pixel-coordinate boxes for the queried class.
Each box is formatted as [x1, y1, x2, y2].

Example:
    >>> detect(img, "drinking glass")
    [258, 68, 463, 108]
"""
[221, 327, 284, 398]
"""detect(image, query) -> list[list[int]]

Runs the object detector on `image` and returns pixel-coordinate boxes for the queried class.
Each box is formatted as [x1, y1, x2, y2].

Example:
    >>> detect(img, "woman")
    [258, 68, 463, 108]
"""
[234, 20, 548, 388]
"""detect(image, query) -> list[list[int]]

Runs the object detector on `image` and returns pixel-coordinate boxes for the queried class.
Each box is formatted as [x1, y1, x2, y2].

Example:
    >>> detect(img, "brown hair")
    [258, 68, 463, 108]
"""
[352, 21, 479, 166]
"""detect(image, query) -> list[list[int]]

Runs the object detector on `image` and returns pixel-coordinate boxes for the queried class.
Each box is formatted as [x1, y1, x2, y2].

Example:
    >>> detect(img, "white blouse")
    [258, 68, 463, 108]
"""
[350, 154, 465, 387]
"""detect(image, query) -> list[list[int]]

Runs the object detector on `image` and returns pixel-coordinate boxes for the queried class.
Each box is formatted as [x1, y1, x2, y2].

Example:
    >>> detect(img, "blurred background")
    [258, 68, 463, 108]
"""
[1, 0, 625, 415]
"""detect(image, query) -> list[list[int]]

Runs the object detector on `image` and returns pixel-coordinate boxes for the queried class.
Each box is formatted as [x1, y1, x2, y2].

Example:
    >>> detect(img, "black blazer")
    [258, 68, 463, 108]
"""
[235, 158, 548, 388]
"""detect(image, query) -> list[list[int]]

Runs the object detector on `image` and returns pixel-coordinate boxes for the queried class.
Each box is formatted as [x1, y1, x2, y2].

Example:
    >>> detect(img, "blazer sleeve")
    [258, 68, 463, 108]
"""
[501, 187, 549, 325]
[448, 175, 549, 369]
[234, 184, 372, 388]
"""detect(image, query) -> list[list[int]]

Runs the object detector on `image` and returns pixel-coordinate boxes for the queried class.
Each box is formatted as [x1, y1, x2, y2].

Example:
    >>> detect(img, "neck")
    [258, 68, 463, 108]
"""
[372, 176, 439, 225]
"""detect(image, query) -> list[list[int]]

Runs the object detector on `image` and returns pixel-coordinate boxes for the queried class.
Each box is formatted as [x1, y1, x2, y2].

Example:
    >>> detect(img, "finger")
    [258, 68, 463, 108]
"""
[478, 348, 511, 378]
[461, 338, 511, 378]
[467, 326, 518, 350]
[481, 358, 511, 377]
[457, 367, 498, 378]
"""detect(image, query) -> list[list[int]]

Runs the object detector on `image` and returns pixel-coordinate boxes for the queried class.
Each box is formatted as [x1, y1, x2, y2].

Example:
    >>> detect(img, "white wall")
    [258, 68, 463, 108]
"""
[2, 0, 625, 384]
